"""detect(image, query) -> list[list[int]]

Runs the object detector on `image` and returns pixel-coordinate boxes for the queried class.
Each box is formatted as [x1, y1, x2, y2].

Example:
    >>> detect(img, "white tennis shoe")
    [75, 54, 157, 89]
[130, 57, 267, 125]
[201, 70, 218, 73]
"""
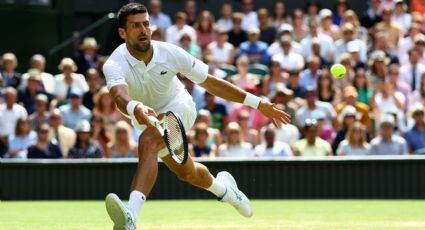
[105, 193, 137, 230]
[216, 171, 253, 218]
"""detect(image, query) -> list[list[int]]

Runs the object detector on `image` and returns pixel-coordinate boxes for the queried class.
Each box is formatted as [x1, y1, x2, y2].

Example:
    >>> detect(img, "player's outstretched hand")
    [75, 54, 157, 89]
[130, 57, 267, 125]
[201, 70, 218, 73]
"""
[258, 101, 291, 128]
[134, 104, 158, 126]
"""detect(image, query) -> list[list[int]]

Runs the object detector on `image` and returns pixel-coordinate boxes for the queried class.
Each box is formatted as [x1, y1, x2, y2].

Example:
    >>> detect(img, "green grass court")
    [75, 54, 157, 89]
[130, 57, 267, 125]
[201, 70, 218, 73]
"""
[1, 200, 424, 229]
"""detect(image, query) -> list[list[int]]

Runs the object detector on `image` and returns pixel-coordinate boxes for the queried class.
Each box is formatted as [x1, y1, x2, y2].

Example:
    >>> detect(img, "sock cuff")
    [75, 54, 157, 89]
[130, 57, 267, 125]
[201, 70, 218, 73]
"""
[130, 190, 146, 201]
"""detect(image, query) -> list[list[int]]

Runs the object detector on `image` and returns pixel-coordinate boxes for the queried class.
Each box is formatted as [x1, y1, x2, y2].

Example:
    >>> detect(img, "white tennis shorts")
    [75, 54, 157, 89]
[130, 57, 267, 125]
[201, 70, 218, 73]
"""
[131, 92, 197, 158]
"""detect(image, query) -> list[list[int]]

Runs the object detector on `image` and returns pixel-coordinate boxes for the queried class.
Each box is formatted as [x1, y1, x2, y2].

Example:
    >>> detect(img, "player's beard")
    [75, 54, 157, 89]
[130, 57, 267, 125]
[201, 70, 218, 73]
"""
[133, 40, 151, 53]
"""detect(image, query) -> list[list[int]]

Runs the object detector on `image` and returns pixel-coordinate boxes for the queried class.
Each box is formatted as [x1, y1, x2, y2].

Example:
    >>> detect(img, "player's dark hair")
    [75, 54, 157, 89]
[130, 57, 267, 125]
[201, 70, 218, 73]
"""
[117, 3, 148, 28]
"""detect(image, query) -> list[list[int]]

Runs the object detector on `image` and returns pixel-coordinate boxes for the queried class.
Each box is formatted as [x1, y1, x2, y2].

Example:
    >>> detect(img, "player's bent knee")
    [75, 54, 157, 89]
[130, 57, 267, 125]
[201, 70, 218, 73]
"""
[175, 169, 197, 184]
[138, 128, 164, 155]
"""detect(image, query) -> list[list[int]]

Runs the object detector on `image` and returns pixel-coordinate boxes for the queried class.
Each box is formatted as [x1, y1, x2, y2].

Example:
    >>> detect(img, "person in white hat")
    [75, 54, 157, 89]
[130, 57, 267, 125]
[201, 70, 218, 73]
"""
[53, 57, 89, 102]
[404, 104, 425, 154]
[74, 37, 101, 75]
[369, 113, 408, 155]
[0, 52, 21, 88]
[237, 26, 269, 65]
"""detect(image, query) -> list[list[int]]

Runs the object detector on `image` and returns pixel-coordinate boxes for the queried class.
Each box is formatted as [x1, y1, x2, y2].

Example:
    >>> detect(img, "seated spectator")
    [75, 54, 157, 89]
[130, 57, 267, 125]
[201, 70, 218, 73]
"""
[318, 9, 341, 41]
[227, 12, 247, 47]
[206, 27, 236, 66]
[262, 59, 287, 96]
[165, 11, 196, 46]
[316, 69, 341, 106]
[148, 0, 172, 32]
[6, 117, 37, 159]
[286, 69, 307, 101]
[293, 118, 332, 156]
[54, 58, 89, 103]
[68, 120, 103, 158]
[240, 0, 259, 31]
[267, 24, 303, 57]
[304, 1, 321, 27]
[188, 109, 222, 147]
[216, 3, 233, 32]
[399, 48, 425, 92]
[412, 72, 425, 105]
[230, 56, 259, 89]
[27, 123, 62, 159]
[59, 88, 92, 129]
[29, 94, 50, 131]
[387, 64, 413, 113]
[93, 86, 126, 134]
[0, 52, 21, 89]
[218, 122, 253, 157]
[20, 54, 55, 94]
[369, 114, 408, 155]
[405, 104, 425, 154]
[299, 56, 322, 90]
[334, 23, 367, 64]
[18, 69, 53, 114]
[370, 79, 405, 124]
[74, 37, 100, 75]
[300, 21, 334, 64]
[105, 121, 137, 158]
[392, 0, 411, 34]
[337, 122, 370, 155]
[269, 83, 297, 125]
[236, 110, 259, 146]
[151, 25, 165, 41]
[367, 50, 390, 84]
[82, 68, 101, 111]
[189, 122, 216, 158]
[237, 26, 269, 65]
[90, 113, 111, 152]
[204, 55, 227, 79]
[178, 31, 201, 59]
[336, 86, 372, 132]
[290, 9, 309, 42]
[341, 10, 368, 43]
[257, 8, 276, 45]
[255, 126, 292, 157]
[312, 109, 334, 143]
[375, 7, 402, 52]
[194, 10, 216, 54]
[311, 39, 331, 69]
[203, 92, 228, 132]
[352, 67, 373, 105]
[333, 105, 359, 153]
[272, 35, 304, 71]
[0, 87, 28, 156]
[270, 1, 288, 29]
[48, 109, 76, 158]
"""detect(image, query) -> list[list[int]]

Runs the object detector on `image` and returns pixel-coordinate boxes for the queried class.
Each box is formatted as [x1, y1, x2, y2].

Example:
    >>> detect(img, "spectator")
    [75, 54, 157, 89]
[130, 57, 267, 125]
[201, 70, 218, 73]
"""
[397, 23, 421, 65]
[299, 56, 321, 90]
[237, 26, 269, 65]
[90, 113, 111, 152]
[0, 52, 21, 89]
[337, 53, 356, 89]
[391, 0, 411, 34]
[194, 10, 216, 54]
[203, 91, 228, 131]
[371, 32, 399, 65]
[312, 109, 334, 143]
[177, 31, 201, 59]
[188, 109, 222, 148]
[388, 64, 413, 112]
[6, 117, 37, 159]
[341, 10, 368, 43]
[352, 67, 373, 105]
[311, 39, 331, 69]
[0, 87, 27, 156]
[106, 121, 137, 158]
[236, 110, 259, 147]
[227, 12, 247, 47]
[183, 0, 197, 26]
[267, 24, 303, 57]
[20, 54, 55, 94]
[290, 9, 309, 42]
[54, 58, 89, 102]
[300, 20, 334, 64]
[337, 122, 370, 155]
[295, 87, 336, 128]
[333, 105, 360, 153]
[370, 79, 405, 123]
[316, 69, 341, 106]
[204, 55, 227, 80]
[218, 122, 253, 157]
[360, 0, 382, 29]
[240, 0, 258, 31]
[189, 122, 216, 158]
[48, 109, 76, 158]
[165, 11, 196, 46]
[375, 7, 402, 51]
[271, 1, 288, 29]
[332, 0, 350, 26]
[18, 69, 53, 114]
[151, 25, 165, 41]
[399, 48, 425, 92]
[206, 27, 235, 66]
[405, 104, 425, 154]
[347, 40, 366, 69]
[255, 126, 292, 157]
[318, 9, 341, 41]
[293, 118, 332, 156]
[304, 0, 321, 26]
[257, 8, 276, 45]
[216, 3, 233, 32]
[285, 69, 307, 102]
[412, 72, 425, 105]
[74, 37, 100, 75]
[261, 59, 287, 96]
[179, 75, 205, 112]
[68, 120, 103, 158]
[230, 56, 259, 89]
[269, 83, 297, 126]
[369, 114, 408, 155]
[272, 35, 304, 71]
[93, 86, 126, 134]
[29, 94, 50, 131]
[59, 88, 91, 129]
[27, 123, 62, 159]
[335, 22, 367, 63]
[336, 86, 372, 132]
[148, 0, 172, 31]
[82, 68, 101, 111]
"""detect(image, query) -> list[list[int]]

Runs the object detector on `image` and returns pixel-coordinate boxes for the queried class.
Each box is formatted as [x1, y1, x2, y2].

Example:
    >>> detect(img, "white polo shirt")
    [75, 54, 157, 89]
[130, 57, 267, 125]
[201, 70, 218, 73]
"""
[103, 41, 208, 111]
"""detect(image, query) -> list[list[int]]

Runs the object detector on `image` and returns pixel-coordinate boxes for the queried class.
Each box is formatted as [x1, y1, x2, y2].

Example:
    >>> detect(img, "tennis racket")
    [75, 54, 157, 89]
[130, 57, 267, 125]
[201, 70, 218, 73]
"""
[148, 111, 188, 164]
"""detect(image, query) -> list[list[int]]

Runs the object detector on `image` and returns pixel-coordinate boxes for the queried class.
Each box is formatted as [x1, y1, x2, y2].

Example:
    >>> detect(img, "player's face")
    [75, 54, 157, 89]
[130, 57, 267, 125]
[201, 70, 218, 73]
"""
[120, 13, 152, 53]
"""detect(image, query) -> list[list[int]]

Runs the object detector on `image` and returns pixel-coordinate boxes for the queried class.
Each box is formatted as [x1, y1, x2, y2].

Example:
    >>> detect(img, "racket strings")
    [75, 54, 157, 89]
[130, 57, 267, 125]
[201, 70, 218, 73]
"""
[166, 115, 185, 162]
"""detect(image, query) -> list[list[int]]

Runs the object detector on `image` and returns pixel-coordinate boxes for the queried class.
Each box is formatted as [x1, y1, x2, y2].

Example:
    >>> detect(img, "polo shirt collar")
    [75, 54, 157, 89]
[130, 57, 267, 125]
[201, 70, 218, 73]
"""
[124, 41, 163, 67]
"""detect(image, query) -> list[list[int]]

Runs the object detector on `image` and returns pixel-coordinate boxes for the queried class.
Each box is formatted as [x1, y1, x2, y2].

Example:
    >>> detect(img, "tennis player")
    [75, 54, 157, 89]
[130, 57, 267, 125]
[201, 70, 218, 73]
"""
[103, 3, 290, 229]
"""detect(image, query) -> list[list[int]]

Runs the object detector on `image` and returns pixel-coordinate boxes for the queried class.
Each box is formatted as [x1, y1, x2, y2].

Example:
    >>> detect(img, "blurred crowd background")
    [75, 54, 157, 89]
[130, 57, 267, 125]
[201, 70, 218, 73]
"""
[1, 0, 425, 159]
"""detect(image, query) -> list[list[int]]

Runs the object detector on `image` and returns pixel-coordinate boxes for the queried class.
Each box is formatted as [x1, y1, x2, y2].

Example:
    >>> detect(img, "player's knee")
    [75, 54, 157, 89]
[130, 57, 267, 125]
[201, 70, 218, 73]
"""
[175, 169, 197, 184]
[139, 128, 163, 152]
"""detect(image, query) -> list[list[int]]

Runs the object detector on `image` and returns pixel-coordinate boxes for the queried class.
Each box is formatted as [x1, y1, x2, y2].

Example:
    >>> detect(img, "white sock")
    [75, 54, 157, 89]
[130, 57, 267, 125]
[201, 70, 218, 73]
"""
[127, 190, 146, 218]
[206, 174, 226, 198]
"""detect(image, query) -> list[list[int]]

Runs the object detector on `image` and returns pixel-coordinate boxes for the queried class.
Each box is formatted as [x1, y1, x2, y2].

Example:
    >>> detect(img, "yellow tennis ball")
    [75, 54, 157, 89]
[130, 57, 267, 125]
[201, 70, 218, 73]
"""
[330, 64, 346, 78]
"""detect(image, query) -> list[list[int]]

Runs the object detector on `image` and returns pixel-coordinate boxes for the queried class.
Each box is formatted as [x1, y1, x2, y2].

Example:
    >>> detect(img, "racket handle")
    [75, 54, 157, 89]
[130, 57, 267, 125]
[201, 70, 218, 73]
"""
[148, 116, 160, 126]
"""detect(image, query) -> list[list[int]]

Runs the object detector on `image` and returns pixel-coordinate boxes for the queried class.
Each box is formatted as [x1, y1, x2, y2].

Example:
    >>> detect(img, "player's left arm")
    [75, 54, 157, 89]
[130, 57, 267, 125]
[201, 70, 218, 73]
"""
[199, 75, 290, 127]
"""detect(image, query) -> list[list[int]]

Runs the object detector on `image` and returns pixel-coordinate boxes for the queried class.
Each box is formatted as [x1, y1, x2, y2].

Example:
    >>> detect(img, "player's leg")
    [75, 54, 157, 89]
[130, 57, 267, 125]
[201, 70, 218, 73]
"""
[106, 127, 165, 229]
[161, 154, 253, 217]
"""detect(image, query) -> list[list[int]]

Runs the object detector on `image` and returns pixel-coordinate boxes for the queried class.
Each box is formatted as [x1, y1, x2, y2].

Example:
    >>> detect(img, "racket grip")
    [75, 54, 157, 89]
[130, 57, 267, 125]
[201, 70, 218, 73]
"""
[148, 116, 160, 126]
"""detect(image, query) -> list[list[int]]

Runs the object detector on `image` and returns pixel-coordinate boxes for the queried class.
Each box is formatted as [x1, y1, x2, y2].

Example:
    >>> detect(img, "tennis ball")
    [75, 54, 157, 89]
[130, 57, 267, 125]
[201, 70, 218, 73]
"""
[330, 64, 346, 78]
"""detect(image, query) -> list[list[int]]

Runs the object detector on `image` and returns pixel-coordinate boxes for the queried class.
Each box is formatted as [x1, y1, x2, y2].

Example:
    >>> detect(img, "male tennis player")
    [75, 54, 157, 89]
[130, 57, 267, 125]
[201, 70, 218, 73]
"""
[103, 3, 290, 229]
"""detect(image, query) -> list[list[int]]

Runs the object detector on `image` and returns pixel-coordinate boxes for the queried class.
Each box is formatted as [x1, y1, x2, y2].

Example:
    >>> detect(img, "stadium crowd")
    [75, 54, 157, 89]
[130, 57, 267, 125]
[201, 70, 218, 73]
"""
[1, 0, 425, 159]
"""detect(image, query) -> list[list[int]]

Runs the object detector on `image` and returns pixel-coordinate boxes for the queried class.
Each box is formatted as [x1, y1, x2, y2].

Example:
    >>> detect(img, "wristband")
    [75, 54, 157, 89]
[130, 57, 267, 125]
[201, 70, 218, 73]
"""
[243, 93, 261, 109]
[126, 100, 140, 116]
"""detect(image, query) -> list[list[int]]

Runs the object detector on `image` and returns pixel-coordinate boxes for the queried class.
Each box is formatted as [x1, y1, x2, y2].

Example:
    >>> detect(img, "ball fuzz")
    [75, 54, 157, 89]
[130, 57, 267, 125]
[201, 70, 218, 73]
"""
[330, 64, 346, 78]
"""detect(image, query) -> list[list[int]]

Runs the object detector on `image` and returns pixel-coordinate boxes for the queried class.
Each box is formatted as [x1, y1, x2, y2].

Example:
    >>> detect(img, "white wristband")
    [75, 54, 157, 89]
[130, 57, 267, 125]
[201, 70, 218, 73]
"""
[243, 93, 262, 109]
[126, 100, 140, 116]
